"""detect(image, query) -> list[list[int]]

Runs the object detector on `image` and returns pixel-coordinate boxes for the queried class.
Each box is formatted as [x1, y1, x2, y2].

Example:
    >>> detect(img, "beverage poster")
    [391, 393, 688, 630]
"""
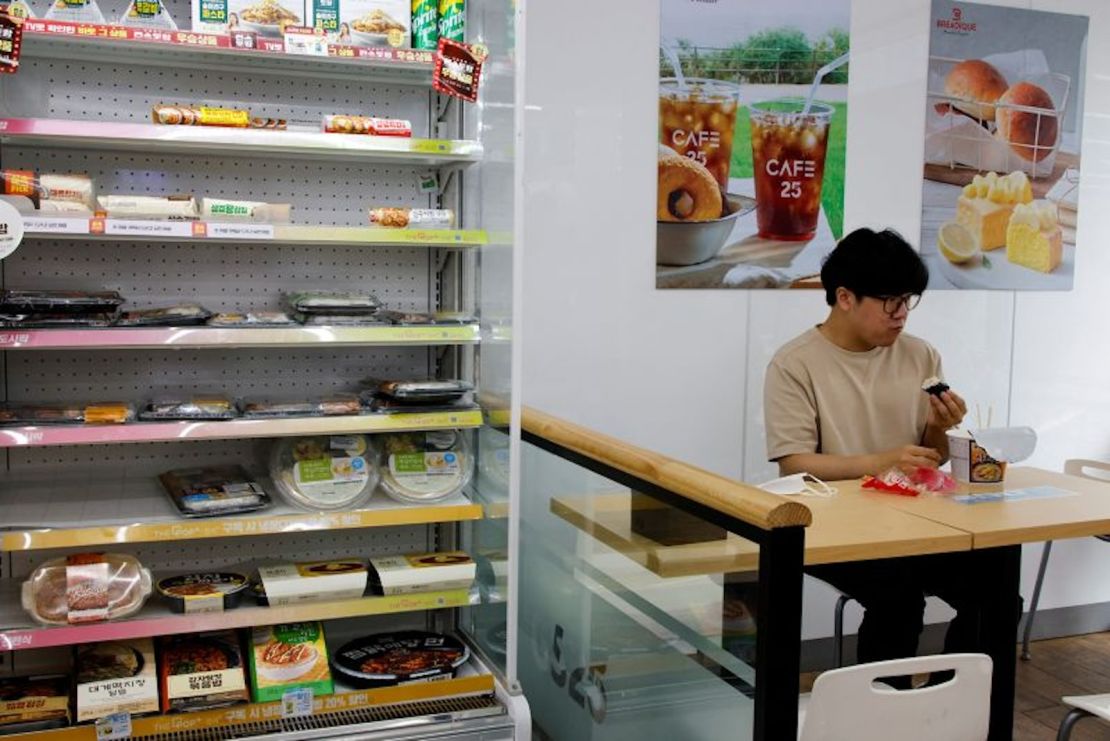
[920, 1, 1088, 291]
[656, 0, 850, 289]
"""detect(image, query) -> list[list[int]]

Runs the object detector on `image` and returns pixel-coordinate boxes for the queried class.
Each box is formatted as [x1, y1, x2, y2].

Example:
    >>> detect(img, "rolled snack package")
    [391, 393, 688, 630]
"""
[152, 105, 250, 128]
[323, 115, 412, 137]
[37, 200, 94, 215]
[250, 118, 288, 130]
[368, 207, 454, 229]
[39, 174, 95, 209]
[98, 195, 199, 220]
[201, 198, 292, 223]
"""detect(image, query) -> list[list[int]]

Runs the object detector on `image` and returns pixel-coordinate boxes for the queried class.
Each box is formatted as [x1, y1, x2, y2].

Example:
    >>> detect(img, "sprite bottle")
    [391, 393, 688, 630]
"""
[437, 0, 464, 42]
[411, 0, 437, 49]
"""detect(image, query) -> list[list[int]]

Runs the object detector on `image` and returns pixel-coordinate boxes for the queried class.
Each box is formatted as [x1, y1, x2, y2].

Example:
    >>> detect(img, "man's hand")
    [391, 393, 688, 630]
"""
[926, 389, 968, 432]
[873, 445, 943, 474]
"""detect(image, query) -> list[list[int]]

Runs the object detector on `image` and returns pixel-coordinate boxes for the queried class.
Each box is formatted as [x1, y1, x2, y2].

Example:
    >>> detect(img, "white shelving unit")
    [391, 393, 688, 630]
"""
[0, 0, 522, 735]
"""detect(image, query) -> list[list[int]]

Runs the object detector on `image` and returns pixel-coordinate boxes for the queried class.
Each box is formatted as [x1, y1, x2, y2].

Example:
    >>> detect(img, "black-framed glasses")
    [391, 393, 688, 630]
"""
[876, 293, 921, 315]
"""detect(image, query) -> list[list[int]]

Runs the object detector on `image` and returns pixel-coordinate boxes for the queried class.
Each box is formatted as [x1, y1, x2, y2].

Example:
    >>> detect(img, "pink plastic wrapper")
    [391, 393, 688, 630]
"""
[862, 467, 958, 497]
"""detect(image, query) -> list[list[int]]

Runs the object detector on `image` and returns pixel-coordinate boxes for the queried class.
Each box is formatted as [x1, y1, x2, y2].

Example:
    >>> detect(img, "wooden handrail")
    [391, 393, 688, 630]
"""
[522, 407, 812, 530]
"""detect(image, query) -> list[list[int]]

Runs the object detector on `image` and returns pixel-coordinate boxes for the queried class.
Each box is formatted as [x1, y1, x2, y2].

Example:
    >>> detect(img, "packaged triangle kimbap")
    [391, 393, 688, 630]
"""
[118, 0, 178, 29]
[43, 0, 105, 24]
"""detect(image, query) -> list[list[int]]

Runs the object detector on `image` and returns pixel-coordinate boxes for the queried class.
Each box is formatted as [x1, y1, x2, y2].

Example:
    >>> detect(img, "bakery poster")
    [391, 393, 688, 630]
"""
[920, 1, 1088, 291]
[656, 0, 850, 289]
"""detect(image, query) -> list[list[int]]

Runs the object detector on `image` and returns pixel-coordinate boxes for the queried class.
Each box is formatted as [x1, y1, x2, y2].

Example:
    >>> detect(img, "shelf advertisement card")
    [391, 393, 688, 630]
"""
[919, 1, 1089, 291]
[656, 0, 850, 290]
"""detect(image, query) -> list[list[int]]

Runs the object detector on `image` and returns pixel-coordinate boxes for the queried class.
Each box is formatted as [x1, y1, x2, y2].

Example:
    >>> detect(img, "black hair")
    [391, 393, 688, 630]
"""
[820, 228, 929, 306]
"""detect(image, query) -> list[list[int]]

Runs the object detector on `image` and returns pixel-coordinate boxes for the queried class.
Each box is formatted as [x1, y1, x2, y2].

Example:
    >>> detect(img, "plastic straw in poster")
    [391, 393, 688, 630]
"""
[802, 51, 850, 115]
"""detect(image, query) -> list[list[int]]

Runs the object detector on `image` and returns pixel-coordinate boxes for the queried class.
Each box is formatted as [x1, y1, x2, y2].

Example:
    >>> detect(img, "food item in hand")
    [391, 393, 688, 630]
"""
[995, 82, 1058, 163]
[0, 676, 71, 734]
[248, 623, 333, 702]
[1006, 200, 1063, 273]
[921, 376, 950, 397]
[157, 573, 249, 613]
[201, 198, 292, 223]
[943, 59, 1009, 122]
[379, 430, 473, 503]
[368, 207, 454, 228]
[323, 115, 412, 137]
[331, 631, 468, 688]
[22, 553, 152, 626]
[158, 632, 249, 712]
[956, 171, 1033, 250]
[159, 465, 272, 517]
[270, 435, 379, 510]
[656, 144, 722, 222]
[75, 639, 158, 722]
[98, 194, 199, 220]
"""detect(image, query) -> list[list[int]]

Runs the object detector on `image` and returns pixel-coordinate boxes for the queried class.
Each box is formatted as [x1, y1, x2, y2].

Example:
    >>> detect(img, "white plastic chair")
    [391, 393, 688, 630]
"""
[1022, 459, 1110, 660]
[1058, 694, 1110, 739]
[798, 653, 993, 741]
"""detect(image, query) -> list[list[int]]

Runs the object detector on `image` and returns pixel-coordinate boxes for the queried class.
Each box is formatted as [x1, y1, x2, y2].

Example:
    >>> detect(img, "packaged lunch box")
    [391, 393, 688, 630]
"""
[372, 379, 474, 405]
[378, 431, 473, 504]
[22, 553, 152, 626]
[156, 573, 250, 613]
[159, 465, 272, 518]
[116, 304, 212, 327]
[330, 631, 468, 689]
[157, 631, 249, 713]
[240, 394, 362, 419]
[284, 291, 382, 315]
[207, 311, 297, 327]
[270, 435, 379, 511]
[75, 639, 158, 722]
[0, 676, 71, 735]
[139, 395, 239, 421]
[0, 290, 124, 314]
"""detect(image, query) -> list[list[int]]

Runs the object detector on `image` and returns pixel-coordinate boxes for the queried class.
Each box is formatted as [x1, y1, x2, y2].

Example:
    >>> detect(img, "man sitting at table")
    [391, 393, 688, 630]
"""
[763, 227, 971, 677]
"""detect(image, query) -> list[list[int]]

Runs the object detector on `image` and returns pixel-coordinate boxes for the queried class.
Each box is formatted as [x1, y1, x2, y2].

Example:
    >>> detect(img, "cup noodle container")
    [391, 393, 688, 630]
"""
[947, 430, 1007, 484]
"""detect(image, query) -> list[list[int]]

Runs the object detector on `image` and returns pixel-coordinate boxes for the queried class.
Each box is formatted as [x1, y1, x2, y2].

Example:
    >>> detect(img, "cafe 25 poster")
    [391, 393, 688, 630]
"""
[919, 1, 1088, 291]
[657, 0, 850, 289]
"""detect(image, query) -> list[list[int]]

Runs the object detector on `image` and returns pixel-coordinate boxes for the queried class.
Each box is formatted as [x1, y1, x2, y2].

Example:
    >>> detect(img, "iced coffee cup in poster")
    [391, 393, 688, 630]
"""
[749, 99, 832, 242]
[659, 78, 740, 189]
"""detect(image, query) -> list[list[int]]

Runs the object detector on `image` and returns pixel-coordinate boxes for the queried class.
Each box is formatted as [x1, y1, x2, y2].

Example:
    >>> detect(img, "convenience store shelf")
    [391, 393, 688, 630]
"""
[22, 217, 488, 247]
[21, 19, 437, 85]
[21, 669, 499, 740]
[0, 584, 485, 651]
[0, 409, 485, 448]
[0, 324, 481, 350]
[0, 474, 482, 551]
[0, 119, 483, 165]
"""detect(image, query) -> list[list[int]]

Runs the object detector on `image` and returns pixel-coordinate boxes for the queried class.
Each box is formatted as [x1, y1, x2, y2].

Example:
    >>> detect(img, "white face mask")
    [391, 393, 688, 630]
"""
[757, 473, 837, 498]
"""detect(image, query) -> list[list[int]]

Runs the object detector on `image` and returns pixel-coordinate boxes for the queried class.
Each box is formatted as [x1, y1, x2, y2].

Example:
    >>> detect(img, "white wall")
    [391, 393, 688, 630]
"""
[522, 0, 1110, 639]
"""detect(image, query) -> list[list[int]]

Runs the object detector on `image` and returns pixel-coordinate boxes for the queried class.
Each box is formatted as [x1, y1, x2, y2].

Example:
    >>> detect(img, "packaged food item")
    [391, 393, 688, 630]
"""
[43, 0, 105, 24]
[373, 378, 473, 404]
[309, 0, 409, 47]
[0, 312, 118, 328]
[411, 0, 437, 49]
[436, 0, 462, 41]
[295, 313, 391, 327]
[83, 402, 134, 424]
[368, 207, 454, 229]
[1, 171, 94, 210]
[0, 289, 124, 314]
[368, 551, 474, 596]
[192, 0, 302, 35]
[22, 553, 152, 626]
[270, 435, 379, 510]
[208, 311, 297, 327]
[257, 559, 367, 606]
[75, 639, 159, 722]
[97, 194, 199, 220]
[0, 676, 71, 735]
[158, 631, 249, 712]
[331, 631, 468, 689]
[240, 393, 361, 418]
[1, 0, 35, 21]
[322, 115, 412, 137]
[378, 310, 476, 325]
[378, 430, 473, 503]
[36, 200, 93, 215]
[119, 0, 178, 28]
[248, 622, 333, 703]
[139, 395, 238, 421]
[0, 402, 84, 425]
[116, 304, 212, 327]
[284, 291, 382, 314]
[200, 198, 292, 223]
[157, 573, 250, 613]
[159, 465, 272, 518]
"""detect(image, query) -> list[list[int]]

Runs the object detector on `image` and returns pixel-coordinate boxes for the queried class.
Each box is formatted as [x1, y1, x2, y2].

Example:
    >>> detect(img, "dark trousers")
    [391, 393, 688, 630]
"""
[808, 552, 1017, 673]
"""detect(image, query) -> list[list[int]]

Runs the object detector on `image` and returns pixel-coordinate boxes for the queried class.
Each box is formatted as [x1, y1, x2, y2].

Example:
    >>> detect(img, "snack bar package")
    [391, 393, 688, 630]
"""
[322, 115, 412, 137]
[368, 207, 454, 228]
[309, 0, 410, 48]
[247, 622, 333, 703]
[1, 171, 94, 210]
[97, 195, 199, 220]
[22, 553, 152, 626]
[75, 639, 159, 722]
[118, 0, 179, 28]
[201, 198, 292, 223]
[192, 0, 303, 36]
[158, 631, 249, 712]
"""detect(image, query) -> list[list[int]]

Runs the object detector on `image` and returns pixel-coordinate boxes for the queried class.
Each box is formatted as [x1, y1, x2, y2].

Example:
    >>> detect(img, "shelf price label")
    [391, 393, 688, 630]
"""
[22, 216, 90, 234]
[104, 220, 193, 237]
[96, 712, 132, 740]
[281, 688, 313, 719]
[282, 26, 327, 57]
[208, 222, 274, 240]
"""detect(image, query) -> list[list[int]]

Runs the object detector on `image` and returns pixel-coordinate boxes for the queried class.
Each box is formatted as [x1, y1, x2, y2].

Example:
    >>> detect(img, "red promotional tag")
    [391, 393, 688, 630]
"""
[0, 10, 23, 74]
[433, 38, 486, 103]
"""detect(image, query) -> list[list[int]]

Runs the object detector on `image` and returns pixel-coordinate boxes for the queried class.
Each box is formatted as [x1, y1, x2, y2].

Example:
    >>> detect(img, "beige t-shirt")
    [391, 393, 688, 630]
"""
[764, 327, 942, 461]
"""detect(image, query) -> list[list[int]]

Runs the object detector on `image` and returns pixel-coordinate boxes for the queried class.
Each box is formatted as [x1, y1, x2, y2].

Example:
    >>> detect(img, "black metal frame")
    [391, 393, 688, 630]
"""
[523, 430, 807, 741]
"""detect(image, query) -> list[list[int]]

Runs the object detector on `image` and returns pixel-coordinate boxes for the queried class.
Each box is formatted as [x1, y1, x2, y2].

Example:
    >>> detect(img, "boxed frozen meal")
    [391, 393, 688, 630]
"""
[307, 0, 409, 47]
[247, 622, 333, 702]
[75, 639, 159, 722]
[367, 551, 474, 596]
[158, 631, 250, 713]
[0, 676, 70, 735]
[192, 0, 304, 36]
[257, 559, 367, 606]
